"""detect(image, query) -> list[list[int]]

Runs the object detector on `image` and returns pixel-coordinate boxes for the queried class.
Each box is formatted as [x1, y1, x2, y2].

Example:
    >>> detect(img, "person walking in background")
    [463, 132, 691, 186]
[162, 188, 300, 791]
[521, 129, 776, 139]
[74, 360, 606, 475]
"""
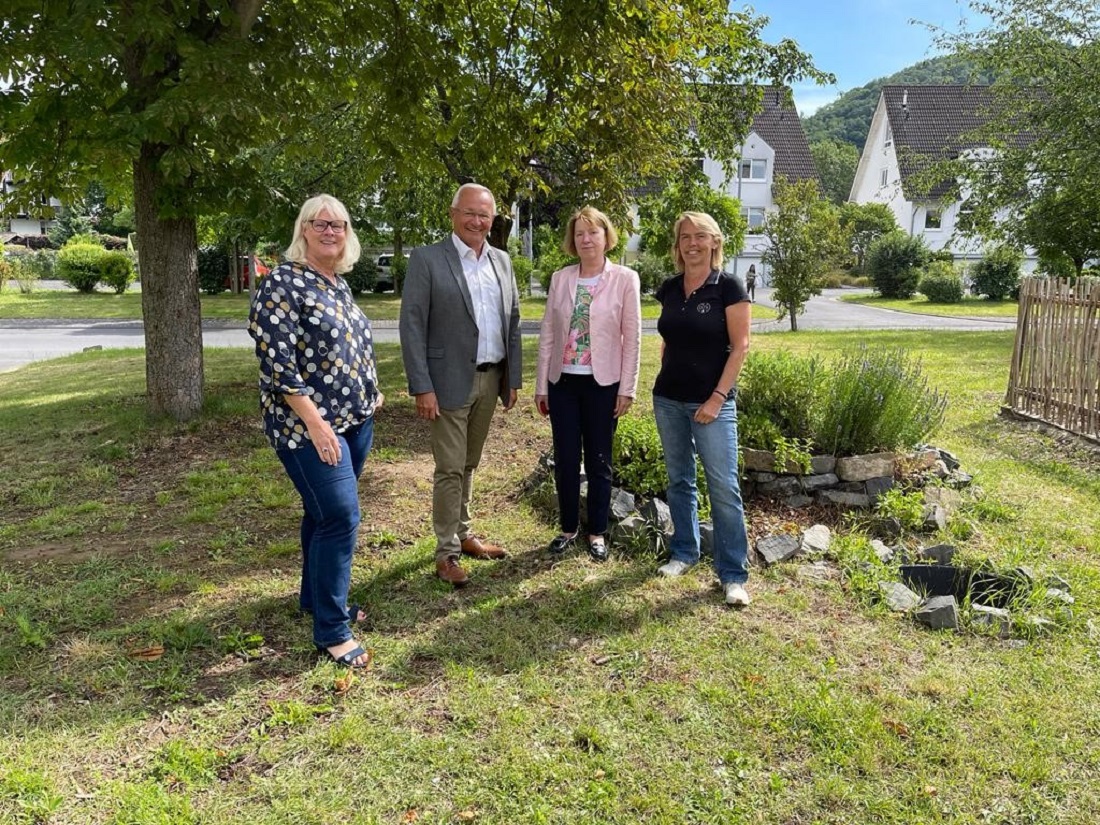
[652, 211, 752, 607]
[249, 194, 383, 668]
[535, 206, 642, 562]
[745, 264, 757, 301]
[400, 183, 523, 587]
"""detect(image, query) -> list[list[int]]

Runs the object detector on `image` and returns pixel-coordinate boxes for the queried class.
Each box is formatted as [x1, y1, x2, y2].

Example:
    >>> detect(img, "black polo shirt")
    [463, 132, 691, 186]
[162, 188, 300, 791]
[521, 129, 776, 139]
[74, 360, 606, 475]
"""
[653, 270, 748, 403]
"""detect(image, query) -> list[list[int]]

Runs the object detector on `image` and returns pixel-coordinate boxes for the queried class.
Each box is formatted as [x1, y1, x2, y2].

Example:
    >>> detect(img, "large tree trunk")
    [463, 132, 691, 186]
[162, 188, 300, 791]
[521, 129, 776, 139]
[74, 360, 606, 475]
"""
[134, 143, 204, 421]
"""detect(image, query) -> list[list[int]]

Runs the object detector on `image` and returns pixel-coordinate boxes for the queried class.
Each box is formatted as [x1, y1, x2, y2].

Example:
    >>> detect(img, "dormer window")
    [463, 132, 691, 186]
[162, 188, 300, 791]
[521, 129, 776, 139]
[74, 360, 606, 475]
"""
[738, 159, 767, 180]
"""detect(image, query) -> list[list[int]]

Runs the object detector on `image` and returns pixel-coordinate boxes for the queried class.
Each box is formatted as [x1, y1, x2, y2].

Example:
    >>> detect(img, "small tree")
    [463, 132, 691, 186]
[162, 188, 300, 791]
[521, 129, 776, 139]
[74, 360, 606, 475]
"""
[866, 231, 929, 299]
[637, 168, 747, 262]
[970, 245, 1022, 300]
[761, 177, 846, 331]
[811, 140, 860, 205]
[99, 251, 136, 294]
[839, 202, 899, 272]
[57, 242, 107, 293]
[918, 261, 965, 303]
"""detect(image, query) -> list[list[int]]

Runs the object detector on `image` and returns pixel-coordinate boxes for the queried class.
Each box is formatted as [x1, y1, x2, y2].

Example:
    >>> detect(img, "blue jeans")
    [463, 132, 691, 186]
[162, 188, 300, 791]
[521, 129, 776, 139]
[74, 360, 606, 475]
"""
[276, 418, 374, 647]
[548, 374, 619, 535]
[653, 394, 749, 585]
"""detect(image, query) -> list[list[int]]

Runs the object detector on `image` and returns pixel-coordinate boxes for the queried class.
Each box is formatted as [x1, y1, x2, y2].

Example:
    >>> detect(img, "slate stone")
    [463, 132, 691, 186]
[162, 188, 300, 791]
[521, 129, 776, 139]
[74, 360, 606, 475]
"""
[836, 452, 896, 482]
[945, 470, 973, 488]
[800, 473, 839, 492]
[907, 448, 941, 472]
[922, 503, 947, 532]
[938, 448, 961, 471]
[756, 534, 802, 566]
[700, 521, 714, 558]
[818, 489, 872, 509]
[800, 524, 831, 556]
[971, 604, 1011, 638]
[923, 486, 962, 511]
[785, 494, 814, 509]
[919, 543, 956, 565]
[930, 460, 950, 479]
[879, 581, 921, 612]
[916, 595, 959, 630]
[758, 476, 802, 497]
[798, 560, 835, 582]
[875, 516, 903, 542]
[864, 476, 895, 500]
[1013, 566, 1037, 584]
[837, 481, 866, 493]
[1045, 587, 1075, 605]
[810, 454, 836, 475]
[608, 488, 637, 521]
[640, 498, 673, 537]
[1044, 574, 1071, 592]
[751, 472, 778, 484]
[870, 539, 894, 563]
[742, 448, 777, 472]
[1024, 615, 1056, 634]
[611, 514, 648, 548]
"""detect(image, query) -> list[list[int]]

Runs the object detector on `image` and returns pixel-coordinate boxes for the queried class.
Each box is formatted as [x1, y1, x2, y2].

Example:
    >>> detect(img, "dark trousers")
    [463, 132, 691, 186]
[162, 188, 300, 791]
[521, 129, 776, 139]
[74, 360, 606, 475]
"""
[548, 374, 619, 535]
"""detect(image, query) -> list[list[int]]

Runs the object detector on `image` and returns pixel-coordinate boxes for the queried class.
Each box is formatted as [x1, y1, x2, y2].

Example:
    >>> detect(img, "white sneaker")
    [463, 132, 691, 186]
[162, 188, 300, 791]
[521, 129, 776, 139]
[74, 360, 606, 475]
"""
[724, 582, 751, 607]
[657, 560, 692, 578]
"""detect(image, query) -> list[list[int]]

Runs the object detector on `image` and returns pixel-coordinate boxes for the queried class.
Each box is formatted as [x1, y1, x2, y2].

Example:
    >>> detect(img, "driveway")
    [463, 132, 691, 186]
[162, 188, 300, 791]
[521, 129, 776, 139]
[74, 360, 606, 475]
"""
[0, 287, 1015, 372]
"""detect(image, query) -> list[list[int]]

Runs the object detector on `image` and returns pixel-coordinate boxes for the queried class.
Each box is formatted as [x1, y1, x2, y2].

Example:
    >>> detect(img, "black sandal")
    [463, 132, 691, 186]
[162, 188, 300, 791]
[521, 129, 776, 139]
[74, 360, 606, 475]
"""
[318, 642, 372, 669]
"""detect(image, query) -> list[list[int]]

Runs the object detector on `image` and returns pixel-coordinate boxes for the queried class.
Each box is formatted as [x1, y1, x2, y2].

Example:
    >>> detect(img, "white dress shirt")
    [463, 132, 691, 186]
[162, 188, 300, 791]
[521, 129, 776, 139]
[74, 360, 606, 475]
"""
[452, 233, 506, 364]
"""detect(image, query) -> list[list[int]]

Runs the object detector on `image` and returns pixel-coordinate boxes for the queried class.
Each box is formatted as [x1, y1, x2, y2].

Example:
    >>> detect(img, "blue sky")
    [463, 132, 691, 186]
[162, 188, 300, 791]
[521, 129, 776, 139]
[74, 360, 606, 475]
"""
[738, 0, 989, 114]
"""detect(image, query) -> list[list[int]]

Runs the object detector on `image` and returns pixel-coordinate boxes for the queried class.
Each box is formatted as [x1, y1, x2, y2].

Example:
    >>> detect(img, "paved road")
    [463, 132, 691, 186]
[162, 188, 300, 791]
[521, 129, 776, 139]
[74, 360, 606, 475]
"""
[0, 287, 1016, 373]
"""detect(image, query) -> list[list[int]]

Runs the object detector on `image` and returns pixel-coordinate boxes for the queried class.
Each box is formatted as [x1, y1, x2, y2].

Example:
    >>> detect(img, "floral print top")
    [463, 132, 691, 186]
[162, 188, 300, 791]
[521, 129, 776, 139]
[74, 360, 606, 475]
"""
[248, 261, 379, 450]
[561, 276, 600, 373]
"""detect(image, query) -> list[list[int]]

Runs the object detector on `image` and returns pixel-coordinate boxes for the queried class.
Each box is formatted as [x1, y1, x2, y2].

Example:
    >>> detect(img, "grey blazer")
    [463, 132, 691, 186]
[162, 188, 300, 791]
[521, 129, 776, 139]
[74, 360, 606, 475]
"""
[400, 237, 523, 410]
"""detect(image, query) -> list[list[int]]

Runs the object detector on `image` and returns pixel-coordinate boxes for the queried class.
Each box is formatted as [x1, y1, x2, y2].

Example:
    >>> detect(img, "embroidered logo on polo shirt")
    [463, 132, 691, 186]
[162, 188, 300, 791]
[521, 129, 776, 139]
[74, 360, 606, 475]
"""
[697, 302, 712, 314]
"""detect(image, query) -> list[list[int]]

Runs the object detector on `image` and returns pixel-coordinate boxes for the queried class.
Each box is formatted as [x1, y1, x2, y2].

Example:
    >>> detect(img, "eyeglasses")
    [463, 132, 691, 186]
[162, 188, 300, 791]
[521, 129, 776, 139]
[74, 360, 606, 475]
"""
[308, 220, 347, 233]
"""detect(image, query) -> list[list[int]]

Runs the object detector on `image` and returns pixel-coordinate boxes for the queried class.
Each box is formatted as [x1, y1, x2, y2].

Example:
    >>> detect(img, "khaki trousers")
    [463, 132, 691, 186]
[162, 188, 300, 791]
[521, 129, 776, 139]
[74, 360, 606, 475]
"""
[431, 364, 502, 560]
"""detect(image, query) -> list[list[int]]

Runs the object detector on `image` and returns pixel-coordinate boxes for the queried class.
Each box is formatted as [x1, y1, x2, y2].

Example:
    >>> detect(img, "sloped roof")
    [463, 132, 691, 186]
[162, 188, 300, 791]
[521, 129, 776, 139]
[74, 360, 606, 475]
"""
[882, 85, 1033, 197]
[752, 86, 819, 184]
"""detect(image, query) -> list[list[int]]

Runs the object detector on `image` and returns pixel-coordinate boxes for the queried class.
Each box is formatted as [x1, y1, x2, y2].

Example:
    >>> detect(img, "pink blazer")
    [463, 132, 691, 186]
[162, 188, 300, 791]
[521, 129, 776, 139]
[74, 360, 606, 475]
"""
[536, 261, 642, 397]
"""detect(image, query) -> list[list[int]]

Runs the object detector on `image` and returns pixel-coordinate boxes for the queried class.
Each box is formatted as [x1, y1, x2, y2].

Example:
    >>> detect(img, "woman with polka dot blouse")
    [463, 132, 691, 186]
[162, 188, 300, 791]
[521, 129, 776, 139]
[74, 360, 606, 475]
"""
[249, 194, 383, 668]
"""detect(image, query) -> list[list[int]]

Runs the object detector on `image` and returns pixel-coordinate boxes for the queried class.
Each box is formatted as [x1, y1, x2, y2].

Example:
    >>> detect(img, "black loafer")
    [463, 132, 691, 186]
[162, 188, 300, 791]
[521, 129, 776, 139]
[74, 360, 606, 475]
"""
[587, 537, 608, 562]
[548, 533, 577, 554]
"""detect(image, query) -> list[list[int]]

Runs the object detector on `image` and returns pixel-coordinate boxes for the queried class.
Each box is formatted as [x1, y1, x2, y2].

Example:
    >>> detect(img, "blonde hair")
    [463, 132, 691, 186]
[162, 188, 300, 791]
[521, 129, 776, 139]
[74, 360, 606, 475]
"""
[672, 211, 724, 273]
[284, 194, 362, 275]
[562, 206, 619, 256]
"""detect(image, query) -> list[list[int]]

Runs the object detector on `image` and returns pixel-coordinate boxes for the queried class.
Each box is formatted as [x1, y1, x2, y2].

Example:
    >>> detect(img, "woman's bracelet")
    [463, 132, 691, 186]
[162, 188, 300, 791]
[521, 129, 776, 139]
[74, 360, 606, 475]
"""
[711, 389, 728, 400]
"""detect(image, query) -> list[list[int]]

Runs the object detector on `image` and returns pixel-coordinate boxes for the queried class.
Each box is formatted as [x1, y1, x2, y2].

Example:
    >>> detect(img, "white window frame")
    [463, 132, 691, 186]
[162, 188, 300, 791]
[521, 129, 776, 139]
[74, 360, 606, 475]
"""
[924, 209, 942, 230]
[742, 206, 766, 234]
[738, 158, 767, 181]
[879, 168, 888, 187]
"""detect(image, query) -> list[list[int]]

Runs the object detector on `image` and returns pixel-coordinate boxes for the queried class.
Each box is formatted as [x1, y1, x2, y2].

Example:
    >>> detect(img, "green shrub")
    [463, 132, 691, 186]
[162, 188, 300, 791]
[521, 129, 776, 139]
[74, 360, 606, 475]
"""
[822, 272, 844, 288]
[851, 276, 872, 288]
[814, 346, 947, 456]
[197, 246, 229, 295]
[970, 245, 1022, 300]
[0, 257, 12, 291]
[918, 261, 964, 303]
[345, 256, 378, 295]
[737, 350, 823, 449]
[875, 488, 925, 531]
[633, 251, 673, 294]
[391, 255, 408, 294]
[512, 253, 534, 296]
[98, 251, 135, 294]
[57, 242, 106, 292]
[866, 231, 929, 298]
[612, 416, 708, 510]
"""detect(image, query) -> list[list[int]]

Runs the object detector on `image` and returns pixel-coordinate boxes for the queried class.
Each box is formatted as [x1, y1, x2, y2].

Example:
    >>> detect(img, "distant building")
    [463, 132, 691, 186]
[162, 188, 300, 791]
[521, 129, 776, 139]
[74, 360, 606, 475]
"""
[1, 169, 60, 244]
[849, 85, 1037, 270]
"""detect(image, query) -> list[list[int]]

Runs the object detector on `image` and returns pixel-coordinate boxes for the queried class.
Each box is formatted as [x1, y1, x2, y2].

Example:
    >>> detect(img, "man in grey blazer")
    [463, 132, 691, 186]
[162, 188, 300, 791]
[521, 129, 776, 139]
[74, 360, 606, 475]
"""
[400, 183, 523, 586]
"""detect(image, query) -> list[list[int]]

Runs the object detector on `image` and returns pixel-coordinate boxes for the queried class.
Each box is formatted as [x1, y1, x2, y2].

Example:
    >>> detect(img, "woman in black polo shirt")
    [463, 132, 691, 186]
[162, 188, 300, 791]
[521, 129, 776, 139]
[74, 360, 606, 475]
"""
[652, 211, 752, 607]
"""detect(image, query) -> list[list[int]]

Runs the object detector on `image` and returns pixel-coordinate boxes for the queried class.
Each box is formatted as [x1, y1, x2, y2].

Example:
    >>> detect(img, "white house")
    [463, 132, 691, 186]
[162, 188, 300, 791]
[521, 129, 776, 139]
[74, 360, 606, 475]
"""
[1, 169, 60, 242]
[849, 85, 1037, 270]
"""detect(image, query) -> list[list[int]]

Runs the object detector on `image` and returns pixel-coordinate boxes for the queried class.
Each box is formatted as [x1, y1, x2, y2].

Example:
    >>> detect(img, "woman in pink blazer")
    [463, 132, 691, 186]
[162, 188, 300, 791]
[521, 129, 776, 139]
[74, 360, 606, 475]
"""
[535, 206, 642, 561]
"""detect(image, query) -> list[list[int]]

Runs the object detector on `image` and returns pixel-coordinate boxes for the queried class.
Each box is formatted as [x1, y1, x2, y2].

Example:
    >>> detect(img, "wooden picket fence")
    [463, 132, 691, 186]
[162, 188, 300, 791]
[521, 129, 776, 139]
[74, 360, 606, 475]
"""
[1004, 277, 1100, 442]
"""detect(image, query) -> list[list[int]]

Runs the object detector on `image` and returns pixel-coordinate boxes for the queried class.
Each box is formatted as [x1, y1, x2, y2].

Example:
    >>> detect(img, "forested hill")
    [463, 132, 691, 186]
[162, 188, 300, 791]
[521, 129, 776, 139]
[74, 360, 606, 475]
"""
[802, 54, 993, 151]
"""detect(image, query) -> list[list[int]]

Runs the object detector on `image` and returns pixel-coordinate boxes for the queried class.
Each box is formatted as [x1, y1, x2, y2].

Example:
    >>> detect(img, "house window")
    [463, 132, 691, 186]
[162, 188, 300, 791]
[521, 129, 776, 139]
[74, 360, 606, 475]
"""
[879, 168, 888, 187]
[742, 206, 766, 233]
[884, 125, 893, 148]
[925, 209, 942, 230]
[738, 159, 767, 180]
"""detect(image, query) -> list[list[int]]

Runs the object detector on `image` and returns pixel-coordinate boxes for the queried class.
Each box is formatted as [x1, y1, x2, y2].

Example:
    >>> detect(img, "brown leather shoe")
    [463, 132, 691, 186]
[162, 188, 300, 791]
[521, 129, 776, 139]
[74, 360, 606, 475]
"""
[436, 557, 469, 586]
[460, 536, 507, 560]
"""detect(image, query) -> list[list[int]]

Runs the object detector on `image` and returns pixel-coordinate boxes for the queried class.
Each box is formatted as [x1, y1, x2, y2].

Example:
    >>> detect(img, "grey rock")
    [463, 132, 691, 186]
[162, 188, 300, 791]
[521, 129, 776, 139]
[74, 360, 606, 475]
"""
[907, 448, 941, 472]
[916, 595, 959, 630]
[798, 560, 835, 582]
[818, 489, 872, 509]
[640, 498, 673, 536]
[945, 470, 973, 488]
[758, 476, 802, 497]
[756, 534, 802, 566]
[810, 454, 836, 475]
[611, 514, 649, 548]
[930, 460, 950, 479]
[837, 481, 866, 493]
[608, 488, 637, 522]
[864, 476, 895, 500]
[922, 503, 947, 532]
[971, 604, 1011, 638]
[879, 581, 921, 611]
[870, 539, 894, 564]
[1024, 615, 1056, 634]
[836, 452, 896, 482]
[1044, 574, 1071, 592]
[876, 516, 903, 542]
[742, 448, 777, 472]
[751, 471, 777, 484]
[938, 448, 961, 471]
[1045, 587, 1075, 606]
[1013, 566, 1037, 584]
[918, 543, 956, 565]
[800, 472, 839, 492]
[923, 487, 962, 511]
[800, 524, 831, 556]
[785, 494, 814, 509]
[700, 521, 714, 558]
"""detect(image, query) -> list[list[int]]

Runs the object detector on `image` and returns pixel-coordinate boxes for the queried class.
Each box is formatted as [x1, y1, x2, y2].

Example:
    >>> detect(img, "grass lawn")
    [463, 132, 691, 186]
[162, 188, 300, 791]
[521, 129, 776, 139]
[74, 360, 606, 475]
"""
[0, 287, 780, 323]
[1, 332, 1097, 823]
[841, 293, 1020, 319]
